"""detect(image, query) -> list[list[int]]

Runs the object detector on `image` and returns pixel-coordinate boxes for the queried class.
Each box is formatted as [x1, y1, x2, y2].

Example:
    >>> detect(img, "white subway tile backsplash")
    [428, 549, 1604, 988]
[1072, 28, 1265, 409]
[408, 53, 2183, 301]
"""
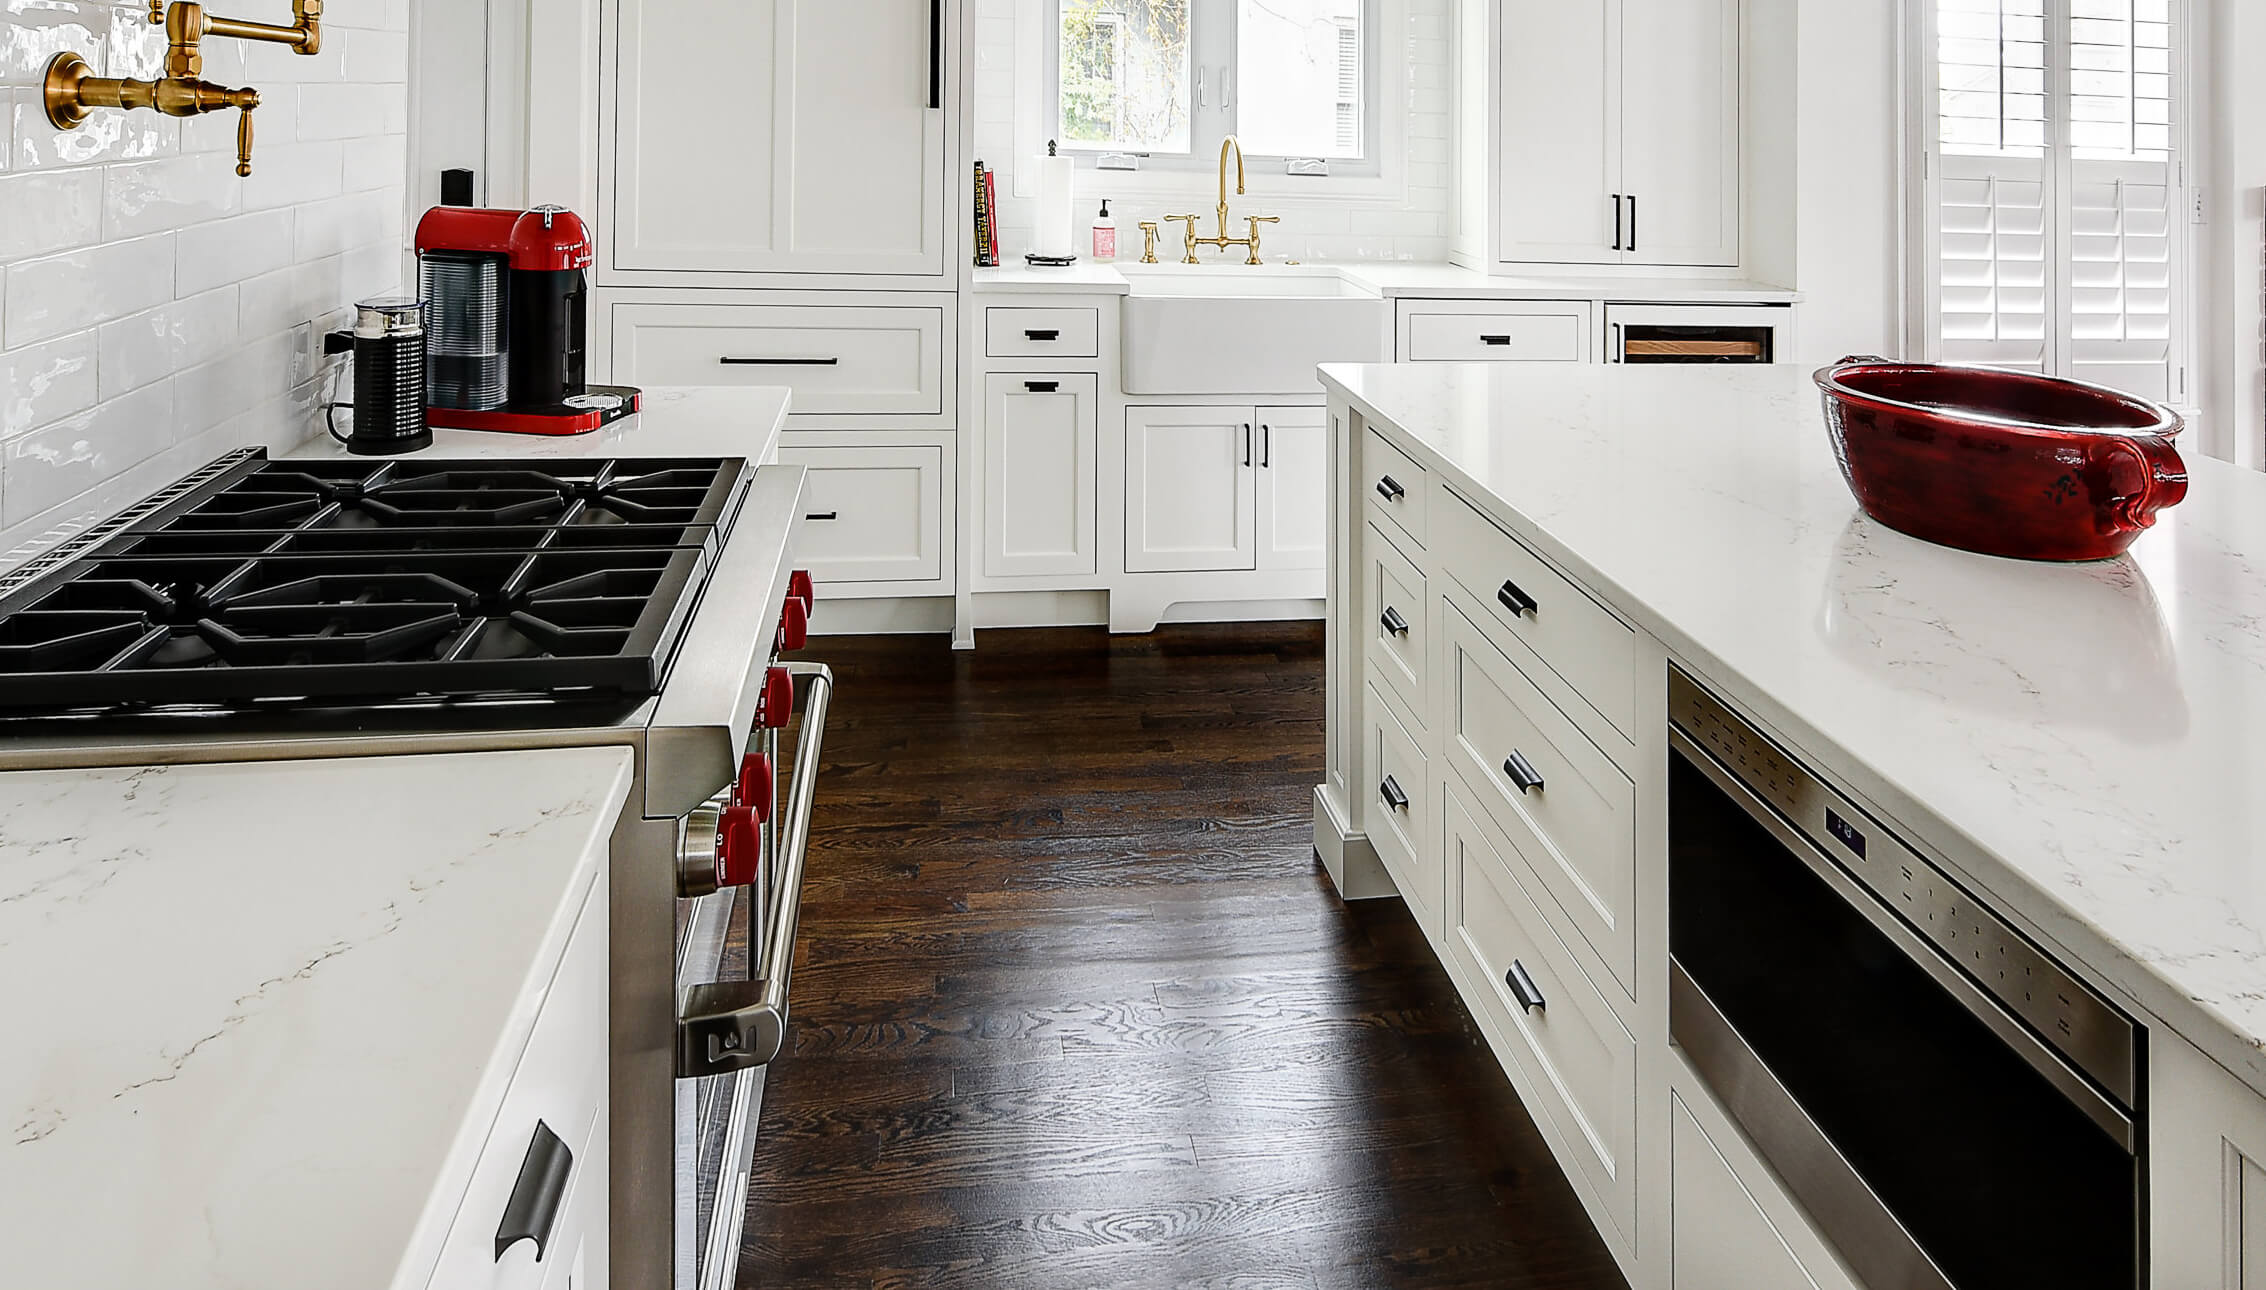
[3, 377, 173, 528]
[293, 188, 398, 262]
[0, 332, 97, 438]
[0, 167, 101, 259]
[174, 207, 294, 295]
[341, 132, 404, 191]
[3, 231, 173, 348]
[96, 284, 237, 399]
[0, 10, 102, 84]
[239, 139, 343, 211]
[102, 151, 241, 238]
[14, 94, 176, 168]
[172, 326, 299, 441]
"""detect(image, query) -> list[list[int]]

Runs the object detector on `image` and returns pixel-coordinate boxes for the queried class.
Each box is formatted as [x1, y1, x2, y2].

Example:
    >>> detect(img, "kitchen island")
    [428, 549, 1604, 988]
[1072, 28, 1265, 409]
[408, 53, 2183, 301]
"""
[1317, 361, 2266, 1290]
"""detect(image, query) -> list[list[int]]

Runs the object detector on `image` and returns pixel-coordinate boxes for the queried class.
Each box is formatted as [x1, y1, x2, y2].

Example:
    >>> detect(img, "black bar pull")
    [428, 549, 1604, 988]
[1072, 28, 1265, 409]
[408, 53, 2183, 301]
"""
[1379, 775, 1410, 811]
[1496, 580, 1538, 617]
[1261, 423, 1271, 468]
[1024, 380, 1059, 393]
[805, 510, 840, 521]
[929, 0, 944, 109]
[721, 356, 839, 367]
[1503, 751, 1545, 795]
[1627, 194, 1637, 254]
[1242, 423, 1253, 467]
[1505, 961, 1546, 1013]
[1611, 194, 1622, 252]
[1481, 334, 1512, 346]
[1024, 328, 1061, 341]
[1379, 606, 1410, 636]
[1375, 475, 1406, 501]
[495, 1120, 574, 1262]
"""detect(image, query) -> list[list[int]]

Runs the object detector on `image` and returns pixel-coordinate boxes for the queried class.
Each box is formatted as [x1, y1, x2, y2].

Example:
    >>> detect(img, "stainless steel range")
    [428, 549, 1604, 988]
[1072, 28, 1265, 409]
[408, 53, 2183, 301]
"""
[0, 446, 828, 1290]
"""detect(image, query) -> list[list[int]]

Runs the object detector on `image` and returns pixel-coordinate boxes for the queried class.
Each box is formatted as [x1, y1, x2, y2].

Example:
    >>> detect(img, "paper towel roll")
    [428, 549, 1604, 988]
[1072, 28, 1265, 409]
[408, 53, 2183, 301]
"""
[1033, 145, 1077, 260]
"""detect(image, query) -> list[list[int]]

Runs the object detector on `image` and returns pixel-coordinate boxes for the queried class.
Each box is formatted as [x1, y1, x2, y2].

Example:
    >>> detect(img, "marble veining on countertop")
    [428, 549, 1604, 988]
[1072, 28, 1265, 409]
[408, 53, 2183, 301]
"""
[292, 384, 792, 464]
[0, 748, 633, 1290]
[975, 260, 1798, 302]
[1322, 360, 2266, 1093]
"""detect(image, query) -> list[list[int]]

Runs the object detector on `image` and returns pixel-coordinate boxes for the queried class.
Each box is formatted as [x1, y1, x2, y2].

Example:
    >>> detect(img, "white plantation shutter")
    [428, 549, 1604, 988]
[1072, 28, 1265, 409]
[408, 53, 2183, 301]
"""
[1921, 0, 2185, 402]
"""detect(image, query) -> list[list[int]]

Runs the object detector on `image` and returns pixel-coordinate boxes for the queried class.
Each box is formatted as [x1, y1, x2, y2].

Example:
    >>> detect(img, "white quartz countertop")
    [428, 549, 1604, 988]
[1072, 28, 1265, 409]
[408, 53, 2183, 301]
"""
[0, 748, 634, 1290]
[1322, 360, 2266, 1094]
[294, 384, 791, 464]
[974, 261, 1797, 303]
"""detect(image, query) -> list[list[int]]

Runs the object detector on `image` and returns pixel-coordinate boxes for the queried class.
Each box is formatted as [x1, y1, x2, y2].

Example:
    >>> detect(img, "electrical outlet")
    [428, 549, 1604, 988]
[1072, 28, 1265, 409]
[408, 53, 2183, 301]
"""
[2192, 187, 2207, 223]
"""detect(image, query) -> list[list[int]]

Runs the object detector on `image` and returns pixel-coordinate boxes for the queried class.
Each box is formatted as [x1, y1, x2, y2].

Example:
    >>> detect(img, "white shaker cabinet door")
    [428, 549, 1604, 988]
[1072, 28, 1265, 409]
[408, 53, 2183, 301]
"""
[1124, 407, 1259, 574]
[1496, 0, 1623, 266]
[1256, 406, 1328, 572]
[984, 375, 1098, 579]
[610, 0, 948, 277]
[1617, 0, 1741, 267]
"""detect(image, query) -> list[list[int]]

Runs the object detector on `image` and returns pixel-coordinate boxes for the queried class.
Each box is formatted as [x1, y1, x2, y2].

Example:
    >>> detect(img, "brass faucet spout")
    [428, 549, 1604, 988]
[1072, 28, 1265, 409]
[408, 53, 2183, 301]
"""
[1215, 135, 1248, 241]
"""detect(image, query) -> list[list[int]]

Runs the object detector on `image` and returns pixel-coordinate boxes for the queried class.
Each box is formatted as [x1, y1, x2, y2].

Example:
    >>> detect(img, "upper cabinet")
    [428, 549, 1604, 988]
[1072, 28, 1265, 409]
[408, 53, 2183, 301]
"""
[607, 0, 951, 281]
[1476, 0, 1741, 269]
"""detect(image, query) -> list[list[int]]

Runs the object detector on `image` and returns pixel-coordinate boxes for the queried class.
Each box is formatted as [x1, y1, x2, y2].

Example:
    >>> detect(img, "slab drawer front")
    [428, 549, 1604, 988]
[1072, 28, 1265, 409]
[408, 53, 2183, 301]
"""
[1365, 680, 1439, 926]
[1366, 524, 1428, 722]
[1365, 428, 1428, 548]
[985, 306, 1101, 358]
[611, 303, 946, 417]
[1447, 785, 1636, 1240]
[774, 443, 946, 584]
[1445, 600, 1635, 996]
[1403, 308, 1587, 362]
[428, 879, 609, 1290]
[1439, 489, 1635, 742]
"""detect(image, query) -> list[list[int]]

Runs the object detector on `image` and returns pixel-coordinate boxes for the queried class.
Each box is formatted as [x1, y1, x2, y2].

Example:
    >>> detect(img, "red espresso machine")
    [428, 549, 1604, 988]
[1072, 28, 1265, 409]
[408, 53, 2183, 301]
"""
[414, 204, 641, 435]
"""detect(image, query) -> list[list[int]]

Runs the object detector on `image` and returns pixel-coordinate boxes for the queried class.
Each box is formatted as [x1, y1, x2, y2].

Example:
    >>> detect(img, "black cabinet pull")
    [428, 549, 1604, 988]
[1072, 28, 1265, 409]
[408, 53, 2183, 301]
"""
[1627, 194, 1637, 254]
[1496, 579, 1538, 617]
[806, 510, 839, 521]
[1505, 960, 1546, 1013]
[928, 0, 943, 109]
[1242, 423, 1253, 467]
[721, 356, 838, 366]
[1612, 193, 1623, 252]
[1481, 334, 1512, 346]
[1379, 606, 1410, 636]
[495, 1120, 574, 1263]
[1375, 475, 1406, 501]
[1024, 328, 1061, 341]
[1024, 380, 1059, 393]
[1379, 775, 1409, 811]
[1503, 751, 1545, 795]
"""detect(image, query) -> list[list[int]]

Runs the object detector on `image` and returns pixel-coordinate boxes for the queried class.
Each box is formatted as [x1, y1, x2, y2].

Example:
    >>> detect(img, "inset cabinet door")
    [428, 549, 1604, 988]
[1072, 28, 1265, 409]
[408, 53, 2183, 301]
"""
[1497, 0, 1623, 265]
[772, 442, 946, 586]
[1618, 0, 1741, 267]
[984, 374, 1098, 579]
[1257, 406, 1327, 571]
[1124, 406, 1259, 574]
[611, 0, 948, 276]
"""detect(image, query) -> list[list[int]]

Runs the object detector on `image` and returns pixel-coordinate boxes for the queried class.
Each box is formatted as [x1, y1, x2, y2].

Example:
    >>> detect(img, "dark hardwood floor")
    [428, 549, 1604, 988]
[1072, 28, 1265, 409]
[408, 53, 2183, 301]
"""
[739, 623, 1627, 1290]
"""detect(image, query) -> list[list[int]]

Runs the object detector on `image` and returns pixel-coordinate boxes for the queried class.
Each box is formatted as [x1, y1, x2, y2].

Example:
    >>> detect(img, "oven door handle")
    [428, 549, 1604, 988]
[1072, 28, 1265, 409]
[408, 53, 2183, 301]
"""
[676, 661, 834, 1079]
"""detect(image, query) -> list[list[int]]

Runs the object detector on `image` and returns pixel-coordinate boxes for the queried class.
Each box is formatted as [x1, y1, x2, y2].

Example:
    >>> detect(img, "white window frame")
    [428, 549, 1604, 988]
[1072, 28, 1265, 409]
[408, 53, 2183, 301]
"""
[1903, 0, 2197, 411]
[1013, 0, 1408, 200]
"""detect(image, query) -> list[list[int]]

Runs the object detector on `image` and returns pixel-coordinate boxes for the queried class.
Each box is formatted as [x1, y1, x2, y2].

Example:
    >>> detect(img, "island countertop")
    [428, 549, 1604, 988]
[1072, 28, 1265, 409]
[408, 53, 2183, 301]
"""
[0, 748, 633, 1289]
[1321, 360, 2266, 1095]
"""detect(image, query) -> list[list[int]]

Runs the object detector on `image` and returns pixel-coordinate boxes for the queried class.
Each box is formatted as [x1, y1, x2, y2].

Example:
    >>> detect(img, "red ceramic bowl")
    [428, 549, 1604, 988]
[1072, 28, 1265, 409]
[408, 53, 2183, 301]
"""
[1814, 357, 2187, 562]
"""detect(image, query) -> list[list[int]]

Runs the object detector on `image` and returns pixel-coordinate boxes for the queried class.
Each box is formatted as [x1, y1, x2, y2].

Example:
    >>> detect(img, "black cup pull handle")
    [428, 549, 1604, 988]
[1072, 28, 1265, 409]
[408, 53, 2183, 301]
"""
[1379, 606, 1410, 637]
[1481, 334, 1512, 346]
[1375, 475, 1406, 501]
[495, 1120, 574, 1263]
[1496, 580, 1539, 617]
[1379, 775, 1409, 811]
[1024, 328, 1061, 341]
[806, 511, 839, 521]
[1024, 380, 1060, 393]
[1505, 960, 1545, 1013]
[1503, 752, 1545, 795]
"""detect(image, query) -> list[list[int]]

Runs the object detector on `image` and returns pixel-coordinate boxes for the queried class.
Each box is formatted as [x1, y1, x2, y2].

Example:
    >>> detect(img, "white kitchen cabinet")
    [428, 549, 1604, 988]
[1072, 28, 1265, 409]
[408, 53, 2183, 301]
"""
[1484, 0, 1739, 269]
[984, 374, 1098, 579]
[608, 300, 952, 426]
[2152, 1031, 2266, 1288]
[1124, 406, 1259, 574]
[1256, 406, 1328, 572]
[773, 439, 949, 590]
[608, 0, 949, 279]
[1670, 1094, 1853, 1290]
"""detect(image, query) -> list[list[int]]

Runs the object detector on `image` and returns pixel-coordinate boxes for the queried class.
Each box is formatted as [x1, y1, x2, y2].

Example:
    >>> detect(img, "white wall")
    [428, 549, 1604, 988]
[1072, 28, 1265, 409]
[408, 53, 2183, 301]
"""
[2198, 0, 2266, 468]
[0, 2, 409, 559]
[971, 0, 1455, 263]
[1785, 0, 1903, 365]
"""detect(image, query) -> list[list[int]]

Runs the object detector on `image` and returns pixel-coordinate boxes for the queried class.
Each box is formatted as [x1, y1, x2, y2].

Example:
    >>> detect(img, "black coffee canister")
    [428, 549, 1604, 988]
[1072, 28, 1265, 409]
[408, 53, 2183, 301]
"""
[347, 296, 432, 455]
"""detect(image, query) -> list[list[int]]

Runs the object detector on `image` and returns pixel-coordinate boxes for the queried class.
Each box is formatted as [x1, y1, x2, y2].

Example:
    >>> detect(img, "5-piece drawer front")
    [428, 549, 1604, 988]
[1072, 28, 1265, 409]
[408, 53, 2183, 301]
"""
[1398, 300, 1592, 363]
[611, 301, 948, 419]
[1446, 783, 1636, 1244]
[1366, 523, 1428, 723]
[1444, 599, 1635, 998]
[1365, 428, 1429, 549]
[1365, 679, 1439, 928]
[1438, 487, 1636, 745]
[773, 442, 947, 586]
[984, 306, 1102, 359]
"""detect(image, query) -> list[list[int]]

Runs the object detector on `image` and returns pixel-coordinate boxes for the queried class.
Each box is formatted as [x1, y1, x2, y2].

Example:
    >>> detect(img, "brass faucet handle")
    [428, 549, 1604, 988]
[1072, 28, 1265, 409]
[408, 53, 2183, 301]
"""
[234, 101, 254, 176]
[1137, 221, 1161, 265]
[1244, 215, 1281, 265]
[1164, 214, 1202, 264]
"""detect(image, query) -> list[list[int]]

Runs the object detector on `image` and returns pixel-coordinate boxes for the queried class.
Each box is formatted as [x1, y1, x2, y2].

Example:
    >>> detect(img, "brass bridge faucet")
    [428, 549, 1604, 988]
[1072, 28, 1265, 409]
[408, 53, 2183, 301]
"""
[1175, 136, 1283, 266]
[42, 0, 324, 177]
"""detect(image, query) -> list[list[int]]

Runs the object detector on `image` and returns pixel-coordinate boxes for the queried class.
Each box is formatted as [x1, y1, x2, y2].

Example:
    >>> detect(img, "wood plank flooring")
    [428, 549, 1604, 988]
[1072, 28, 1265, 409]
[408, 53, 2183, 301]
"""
[739, 624, 1627, 1290]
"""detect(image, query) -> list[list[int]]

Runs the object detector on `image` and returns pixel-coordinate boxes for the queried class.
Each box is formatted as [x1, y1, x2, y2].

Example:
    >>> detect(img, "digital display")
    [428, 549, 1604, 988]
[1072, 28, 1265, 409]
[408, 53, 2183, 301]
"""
[1825, 808, 1867, 858]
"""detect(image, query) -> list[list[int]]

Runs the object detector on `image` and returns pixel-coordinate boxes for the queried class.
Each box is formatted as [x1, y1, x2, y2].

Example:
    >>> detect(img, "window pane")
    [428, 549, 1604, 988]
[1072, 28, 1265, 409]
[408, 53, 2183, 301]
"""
[1937, 0, 2048, 158]
[1059, 1, 1192, 153]
[1235, 0, 1364, 159]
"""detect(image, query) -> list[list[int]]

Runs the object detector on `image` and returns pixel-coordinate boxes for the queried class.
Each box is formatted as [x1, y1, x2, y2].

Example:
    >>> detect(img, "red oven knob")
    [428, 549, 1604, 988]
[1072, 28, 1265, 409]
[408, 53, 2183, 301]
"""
[777, 596, 809, 652]
[756, 666, 794, 729]
[735, 752, 775, 821]
[716, 805, 761, 889]
[788, 569, 815, 613]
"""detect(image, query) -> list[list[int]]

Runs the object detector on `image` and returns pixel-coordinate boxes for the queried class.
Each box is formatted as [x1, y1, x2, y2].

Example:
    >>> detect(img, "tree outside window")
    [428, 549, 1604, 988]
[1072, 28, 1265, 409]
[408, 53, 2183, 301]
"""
[1059, 1, 1192, 153]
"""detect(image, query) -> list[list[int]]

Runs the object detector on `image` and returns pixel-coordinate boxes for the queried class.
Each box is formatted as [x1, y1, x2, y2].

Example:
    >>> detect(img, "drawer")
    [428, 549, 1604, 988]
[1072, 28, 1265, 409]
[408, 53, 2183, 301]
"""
[429, 878, 609, 1290]
[985, 306, 1101, 359]
[1444, 599, 1635, 998]
[1365, 679, 1439, 928]
[1437, 487, 1636, 743]
[1365, 523, 1428, 724]
[1365, 427, 1428, 549]
[610, 302, 948, 419]
[1446, 783, 1636, 1242]
[774, 442, 947, 586]
[1398, 300, 1591, 363]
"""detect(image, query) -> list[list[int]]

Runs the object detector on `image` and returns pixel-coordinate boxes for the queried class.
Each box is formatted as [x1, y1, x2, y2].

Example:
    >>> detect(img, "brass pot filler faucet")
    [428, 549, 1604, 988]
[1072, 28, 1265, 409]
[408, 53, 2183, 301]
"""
[43, 0, 324, 178]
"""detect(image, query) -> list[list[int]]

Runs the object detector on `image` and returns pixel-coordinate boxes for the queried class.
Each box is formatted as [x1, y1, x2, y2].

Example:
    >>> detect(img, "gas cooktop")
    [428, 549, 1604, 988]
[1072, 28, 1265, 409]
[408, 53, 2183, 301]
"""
[0, 452, 753, 713]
